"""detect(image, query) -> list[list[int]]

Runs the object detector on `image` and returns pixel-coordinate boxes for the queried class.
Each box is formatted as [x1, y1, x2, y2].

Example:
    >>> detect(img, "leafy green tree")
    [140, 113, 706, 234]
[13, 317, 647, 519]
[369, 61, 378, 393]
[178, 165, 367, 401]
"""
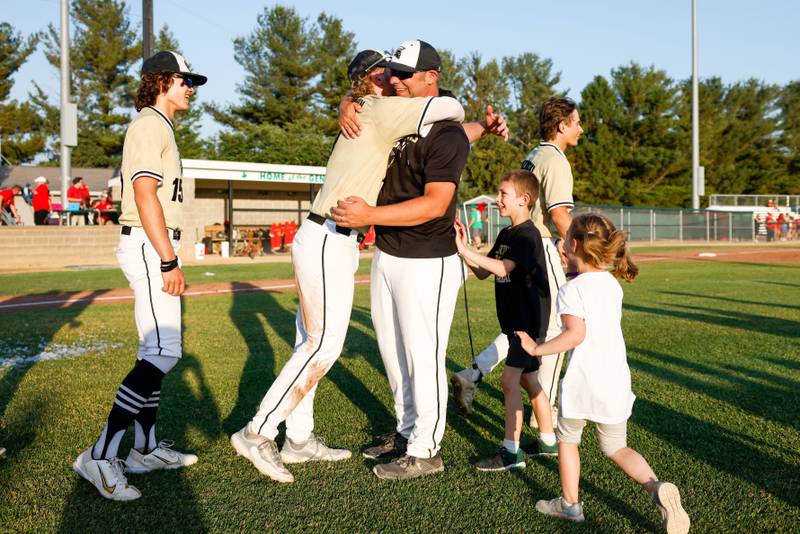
[502, 52, 561, 150]
[776, 81, 800, 193]
[0, 23, 44, 164]
[309, 13, 356, 135]
[37, 0, 140, 167]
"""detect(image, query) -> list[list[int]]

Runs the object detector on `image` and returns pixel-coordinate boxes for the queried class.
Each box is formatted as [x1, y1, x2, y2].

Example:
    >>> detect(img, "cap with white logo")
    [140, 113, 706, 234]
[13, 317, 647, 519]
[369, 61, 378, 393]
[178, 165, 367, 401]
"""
[379, 39, 442, 74]
[141, 51, 207, 86]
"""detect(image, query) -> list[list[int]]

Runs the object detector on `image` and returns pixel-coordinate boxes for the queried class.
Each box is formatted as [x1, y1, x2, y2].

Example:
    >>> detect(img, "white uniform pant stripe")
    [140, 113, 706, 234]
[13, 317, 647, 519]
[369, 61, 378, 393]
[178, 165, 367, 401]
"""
[250, 219, 359, 442]
[371, 250, 462, 459]
[473, 238, 567, 404]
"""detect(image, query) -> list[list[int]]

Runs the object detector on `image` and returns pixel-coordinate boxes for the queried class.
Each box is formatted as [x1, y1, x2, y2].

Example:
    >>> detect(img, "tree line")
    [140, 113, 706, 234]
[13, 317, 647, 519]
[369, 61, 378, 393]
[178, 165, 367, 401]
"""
[2, 1, 798, 207]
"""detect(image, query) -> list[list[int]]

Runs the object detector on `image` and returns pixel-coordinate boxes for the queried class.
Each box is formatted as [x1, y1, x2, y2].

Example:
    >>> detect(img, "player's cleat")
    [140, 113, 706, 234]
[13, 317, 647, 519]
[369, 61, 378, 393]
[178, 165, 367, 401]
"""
[231, 425, 294, 483]
[72, 448, 141, 501]
[535, 496, 585, 522]
[280, 433, 352, 464]
[652, 481, 690, 534]
[474, 446, 526, 471]
[372, 453, 444, 480]
[362, 431, 408, 460]
[450, 368, 477, 415]
[124, 440, 198, 474]
[521, 437, 559, 456]
[530, 405, 559, 429]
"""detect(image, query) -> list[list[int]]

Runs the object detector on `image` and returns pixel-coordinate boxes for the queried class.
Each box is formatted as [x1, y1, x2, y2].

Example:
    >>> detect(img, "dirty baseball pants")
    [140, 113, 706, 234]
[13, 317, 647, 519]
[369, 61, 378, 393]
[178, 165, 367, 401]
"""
[473, 238, 567, 404]
[371, 249, 463, 459]
[249, 217, 359, 442]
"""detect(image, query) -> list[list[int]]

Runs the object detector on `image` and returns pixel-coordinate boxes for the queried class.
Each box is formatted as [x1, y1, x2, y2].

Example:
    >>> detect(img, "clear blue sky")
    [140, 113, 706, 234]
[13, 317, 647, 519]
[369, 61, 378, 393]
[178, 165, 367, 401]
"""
[9, 0, 800, 135]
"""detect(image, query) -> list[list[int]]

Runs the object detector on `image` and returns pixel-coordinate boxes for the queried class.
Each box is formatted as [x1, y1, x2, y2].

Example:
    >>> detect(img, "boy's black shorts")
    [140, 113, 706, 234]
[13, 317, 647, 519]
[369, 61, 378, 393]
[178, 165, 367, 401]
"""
[504, 333, 541, 374]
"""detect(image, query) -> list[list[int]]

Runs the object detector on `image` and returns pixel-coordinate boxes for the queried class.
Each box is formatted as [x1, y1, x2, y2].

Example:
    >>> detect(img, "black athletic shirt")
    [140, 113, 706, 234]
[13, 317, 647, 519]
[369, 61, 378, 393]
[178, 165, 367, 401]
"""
[489, 220, 551, 341]
[375, 120, 470, 258]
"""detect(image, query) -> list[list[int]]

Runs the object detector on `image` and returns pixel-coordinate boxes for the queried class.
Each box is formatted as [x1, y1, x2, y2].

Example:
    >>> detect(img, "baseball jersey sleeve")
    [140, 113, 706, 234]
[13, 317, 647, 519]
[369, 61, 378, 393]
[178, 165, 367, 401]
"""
[422, 124, 470, 184]
[124, 116, 165, 182]
[557, 281, 585, 319]
[376, 96, 464, 142]
[538, 154, 574, 212]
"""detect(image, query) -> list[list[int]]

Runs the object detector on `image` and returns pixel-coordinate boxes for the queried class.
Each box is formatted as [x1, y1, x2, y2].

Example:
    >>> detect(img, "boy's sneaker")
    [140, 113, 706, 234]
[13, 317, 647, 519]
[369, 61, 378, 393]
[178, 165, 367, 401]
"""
[474, 446, 526, 471]
[362, 432, 408, 460]
[535, 496, 585, 522]
[125, 440, 198, 474]
[450, 368, 477, 415]
[652, 481, 690, 534]
[72, 448, 141, 501]
[230, 425, 294, 483]
[280, 433, 351, 464]
[372, 453, 444, 480]
[521, 437, 558, 456]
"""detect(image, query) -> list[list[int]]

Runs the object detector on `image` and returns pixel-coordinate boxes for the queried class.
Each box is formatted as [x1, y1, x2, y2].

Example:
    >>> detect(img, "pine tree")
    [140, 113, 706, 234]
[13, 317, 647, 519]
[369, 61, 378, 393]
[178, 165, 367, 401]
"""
[0, 23, 44, 164]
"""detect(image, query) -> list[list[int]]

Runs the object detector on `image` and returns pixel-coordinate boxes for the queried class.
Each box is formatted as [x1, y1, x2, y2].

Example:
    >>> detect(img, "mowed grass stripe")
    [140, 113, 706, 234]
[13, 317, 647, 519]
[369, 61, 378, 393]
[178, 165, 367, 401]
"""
[0, 259, 798, 532]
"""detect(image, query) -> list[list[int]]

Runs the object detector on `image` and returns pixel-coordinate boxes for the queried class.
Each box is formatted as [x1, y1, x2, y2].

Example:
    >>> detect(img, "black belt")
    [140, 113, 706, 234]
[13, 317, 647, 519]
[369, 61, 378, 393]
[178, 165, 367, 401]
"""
[121, 225, 181, 241]
[307, 213, 364, 243]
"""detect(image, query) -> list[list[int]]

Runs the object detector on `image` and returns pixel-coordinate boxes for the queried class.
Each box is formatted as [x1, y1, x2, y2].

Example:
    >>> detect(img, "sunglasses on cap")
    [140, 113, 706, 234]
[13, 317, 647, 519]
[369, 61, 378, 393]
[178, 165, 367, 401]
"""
[174, 74, 194, 88]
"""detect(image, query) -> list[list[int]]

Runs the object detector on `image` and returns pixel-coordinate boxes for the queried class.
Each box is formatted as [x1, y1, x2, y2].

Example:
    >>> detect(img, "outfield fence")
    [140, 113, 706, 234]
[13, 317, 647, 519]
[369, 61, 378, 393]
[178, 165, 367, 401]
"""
[465, 204, 756, 244]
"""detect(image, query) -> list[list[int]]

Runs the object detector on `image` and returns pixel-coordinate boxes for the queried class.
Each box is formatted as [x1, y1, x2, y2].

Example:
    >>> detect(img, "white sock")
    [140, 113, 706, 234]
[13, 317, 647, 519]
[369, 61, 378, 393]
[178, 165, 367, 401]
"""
[469, 367, 482, 383]
[502, 439, 519, 453]
[539, 432, 556, 446]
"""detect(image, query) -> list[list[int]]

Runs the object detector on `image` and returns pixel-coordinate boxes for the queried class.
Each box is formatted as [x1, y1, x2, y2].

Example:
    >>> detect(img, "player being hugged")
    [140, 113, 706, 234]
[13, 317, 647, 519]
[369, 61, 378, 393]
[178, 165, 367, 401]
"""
[72, 51, 206, 501]
[454, 170, 557, 471]
[516, 213, 690, 533]
[229, 49, 464, 483]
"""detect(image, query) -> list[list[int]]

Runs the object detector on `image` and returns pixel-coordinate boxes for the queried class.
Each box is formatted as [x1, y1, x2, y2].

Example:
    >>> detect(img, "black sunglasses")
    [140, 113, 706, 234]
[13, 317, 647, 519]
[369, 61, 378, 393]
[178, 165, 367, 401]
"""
[174, 74, 194, 88]
[392, 69, 419, 80]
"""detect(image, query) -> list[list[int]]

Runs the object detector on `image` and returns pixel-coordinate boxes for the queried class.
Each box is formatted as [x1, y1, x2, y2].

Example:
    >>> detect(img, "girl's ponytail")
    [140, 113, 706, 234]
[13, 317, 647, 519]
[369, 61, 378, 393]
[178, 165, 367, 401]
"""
[570, 213, 638, 283]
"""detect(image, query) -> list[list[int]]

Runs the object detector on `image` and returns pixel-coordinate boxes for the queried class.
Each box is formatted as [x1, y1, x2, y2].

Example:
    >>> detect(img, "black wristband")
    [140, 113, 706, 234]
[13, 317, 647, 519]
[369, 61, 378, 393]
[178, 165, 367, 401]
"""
[160, 258, 179, 272]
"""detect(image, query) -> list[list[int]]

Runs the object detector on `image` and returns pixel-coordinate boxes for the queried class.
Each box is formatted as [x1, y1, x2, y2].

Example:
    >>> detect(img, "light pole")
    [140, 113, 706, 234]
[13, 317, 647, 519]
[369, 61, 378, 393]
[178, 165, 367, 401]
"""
[691, 0, 701, 209]
[60, 0, 71, 214]
[143, 0, 154, 61]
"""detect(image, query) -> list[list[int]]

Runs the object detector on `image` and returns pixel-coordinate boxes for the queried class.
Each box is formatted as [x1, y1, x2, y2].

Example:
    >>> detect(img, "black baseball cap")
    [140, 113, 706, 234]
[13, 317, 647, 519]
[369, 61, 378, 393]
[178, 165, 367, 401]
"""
[142, 51, 207, 86]
[379, 39, 442, 74]
[347, 49, 389, 84]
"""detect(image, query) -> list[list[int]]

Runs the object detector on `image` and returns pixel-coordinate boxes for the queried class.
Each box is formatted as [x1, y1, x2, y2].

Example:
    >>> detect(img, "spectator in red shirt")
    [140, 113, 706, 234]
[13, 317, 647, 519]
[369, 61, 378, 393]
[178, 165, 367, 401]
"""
[32, 176, 52, 225]
[67, 176, 90, 225]
[1, 185, 22, 225]
[91, 191, 116, 225]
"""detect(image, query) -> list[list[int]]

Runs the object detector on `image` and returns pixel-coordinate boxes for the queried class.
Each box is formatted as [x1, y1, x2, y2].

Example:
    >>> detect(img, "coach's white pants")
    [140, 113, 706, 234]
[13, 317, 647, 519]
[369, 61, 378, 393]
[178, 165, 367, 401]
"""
[250, 218, 359, 442]
[371, 249, 463, 459]
[115, 226, 182, 364]
[473, 238, 567, 404]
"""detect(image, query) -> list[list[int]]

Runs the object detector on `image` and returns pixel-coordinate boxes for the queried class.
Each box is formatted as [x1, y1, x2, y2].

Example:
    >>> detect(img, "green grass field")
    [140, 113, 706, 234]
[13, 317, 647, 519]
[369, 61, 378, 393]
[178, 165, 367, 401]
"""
[1, 255, 798, 532]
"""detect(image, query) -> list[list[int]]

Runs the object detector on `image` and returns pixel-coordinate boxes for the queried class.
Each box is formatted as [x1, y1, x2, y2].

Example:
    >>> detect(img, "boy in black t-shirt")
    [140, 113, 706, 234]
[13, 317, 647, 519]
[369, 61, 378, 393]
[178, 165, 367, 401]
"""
[454, 170, 556, 471]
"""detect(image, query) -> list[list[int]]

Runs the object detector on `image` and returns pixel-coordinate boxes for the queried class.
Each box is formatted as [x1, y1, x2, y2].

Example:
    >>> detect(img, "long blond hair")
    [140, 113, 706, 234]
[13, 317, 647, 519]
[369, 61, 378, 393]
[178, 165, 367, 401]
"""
[569, 212, 638, 282]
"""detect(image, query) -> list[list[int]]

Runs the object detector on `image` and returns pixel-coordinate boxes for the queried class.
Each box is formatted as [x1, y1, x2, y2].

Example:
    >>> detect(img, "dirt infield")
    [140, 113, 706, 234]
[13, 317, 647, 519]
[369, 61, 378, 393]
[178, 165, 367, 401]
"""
[2, 246, 796, 313]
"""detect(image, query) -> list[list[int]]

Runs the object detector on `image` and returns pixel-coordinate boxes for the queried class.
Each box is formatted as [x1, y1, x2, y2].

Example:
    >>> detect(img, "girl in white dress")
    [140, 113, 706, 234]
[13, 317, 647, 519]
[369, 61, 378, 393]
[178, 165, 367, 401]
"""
[516, 212, 690, 534]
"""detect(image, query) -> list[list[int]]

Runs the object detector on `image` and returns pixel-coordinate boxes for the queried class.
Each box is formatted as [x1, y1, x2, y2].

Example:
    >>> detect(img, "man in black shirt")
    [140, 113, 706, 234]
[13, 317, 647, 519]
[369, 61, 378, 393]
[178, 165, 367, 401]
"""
[333, 39, 506, 480]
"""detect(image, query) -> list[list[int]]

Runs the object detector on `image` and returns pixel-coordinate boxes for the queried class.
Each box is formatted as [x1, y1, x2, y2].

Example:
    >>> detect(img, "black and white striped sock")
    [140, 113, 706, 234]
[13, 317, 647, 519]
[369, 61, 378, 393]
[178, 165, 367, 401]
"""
[91, 360, 165, 460]
[133, 390, 161, 453]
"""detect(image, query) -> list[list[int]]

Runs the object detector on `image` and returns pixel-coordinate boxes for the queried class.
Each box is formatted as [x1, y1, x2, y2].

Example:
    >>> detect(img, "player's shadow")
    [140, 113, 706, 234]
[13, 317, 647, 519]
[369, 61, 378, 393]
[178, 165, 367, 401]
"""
[659, 290, 800, 311]
[623, 302, 799, 338]
[0, 290, 109, 457]
[225, 284, 393, 439]
[58, 299, 222, 532]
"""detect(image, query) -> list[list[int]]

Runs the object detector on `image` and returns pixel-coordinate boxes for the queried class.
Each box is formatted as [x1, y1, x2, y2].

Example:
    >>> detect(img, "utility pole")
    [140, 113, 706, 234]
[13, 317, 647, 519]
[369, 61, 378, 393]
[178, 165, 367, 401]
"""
[60, 0, 73, 213]
[691, 0, 701, 209]
[143, 0, 154, 61]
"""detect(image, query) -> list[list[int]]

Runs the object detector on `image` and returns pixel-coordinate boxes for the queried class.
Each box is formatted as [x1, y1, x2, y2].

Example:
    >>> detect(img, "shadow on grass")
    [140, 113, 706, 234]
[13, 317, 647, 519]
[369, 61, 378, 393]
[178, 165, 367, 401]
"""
[762, 355, 800, 372]
[659, 290, 799, 311]
[224, 284, 393, 442]
[0, 291, 109, 457]
[624, 302, 799, 338]
[757, 280, 800, 288]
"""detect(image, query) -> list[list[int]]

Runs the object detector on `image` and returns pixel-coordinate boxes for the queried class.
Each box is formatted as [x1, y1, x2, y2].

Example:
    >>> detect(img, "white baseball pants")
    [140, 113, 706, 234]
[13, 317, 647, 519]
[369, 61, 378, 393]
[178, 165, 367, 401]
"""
[371, 249, 463, 459]
[473, 238, 567, 404]
[115, 226, 182, 368]
[250, 217, 359, 443]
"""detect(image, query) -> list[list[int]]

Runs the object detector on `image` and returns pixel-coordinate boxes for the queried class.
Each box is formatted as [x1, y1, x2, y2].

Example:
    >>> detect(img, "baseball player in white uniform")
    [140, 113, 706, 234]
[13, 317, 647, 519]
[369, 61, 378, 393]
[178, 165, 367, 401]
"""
[230, 49, 464, 483]
[451, 97, 583, 423]
[72, 51, 206, 501]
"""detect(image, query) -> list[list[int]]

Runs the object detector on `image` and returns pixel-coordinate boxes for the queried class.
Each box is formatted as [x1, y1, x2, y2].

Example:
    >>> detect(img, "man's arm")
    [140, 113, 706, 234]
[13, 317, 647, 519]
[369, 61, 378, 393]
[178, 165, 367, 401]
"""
[462, 105, 509, 143]
[331, 181, 455, 228]
[133, 177, 185, 296]
[550, 206, 572, 240]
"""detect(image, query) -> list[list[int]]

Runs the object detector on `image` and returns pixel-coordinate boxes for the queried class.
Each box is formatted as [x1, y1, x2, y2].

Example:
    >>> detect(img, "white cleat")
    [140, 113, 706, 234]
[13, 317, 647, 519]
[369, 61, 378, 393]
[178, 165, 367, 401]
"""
[450, 368, 477, 415]
[125, 440, 198, 474]
[280, 433, 352, 464]
[73, 448, 141, 501]
[231, 425, 294, 483]
[653, 481, 691, 534]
